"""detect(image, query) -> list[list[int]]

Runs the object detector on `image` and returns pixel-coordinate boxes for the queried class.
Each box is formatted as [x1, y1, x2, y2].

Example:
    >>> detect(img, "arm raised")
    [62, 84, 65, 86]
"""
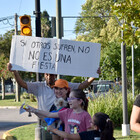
[47, 126, 81, 140]
[78, 67, 101, 90]
[7, 63, 27, 90]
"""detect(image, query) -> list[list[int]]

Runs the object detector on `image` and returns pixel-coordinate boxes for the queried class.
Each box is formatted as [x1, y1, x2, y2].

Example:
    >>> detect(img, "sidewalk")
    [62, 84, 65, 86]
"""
[0, 106, 37, 140]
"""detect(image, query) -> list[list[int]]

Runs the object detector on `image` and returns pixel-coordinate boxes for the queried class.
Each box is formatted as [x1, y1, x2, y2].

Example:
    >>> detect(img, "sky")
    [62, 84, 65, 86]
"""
[0, 0, 86, 39]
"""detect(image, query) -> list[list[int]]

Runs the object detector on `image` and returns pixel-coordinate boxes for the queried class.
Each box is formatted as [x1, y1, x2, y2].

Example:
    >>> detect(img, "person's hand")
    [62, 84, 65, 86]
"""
[97, 67, 101, 75]
[47, 125, 55, 132]
[7, 63, 15, 72]
[23, 104, 37, 113]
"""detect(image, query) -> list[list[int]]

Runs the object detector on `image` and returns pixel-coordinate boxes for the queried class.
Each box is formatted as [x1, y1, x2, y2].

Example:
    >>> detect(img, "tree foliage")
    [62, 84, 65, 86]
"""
[0, 54, 13, 79]
[111, 0, 140, 46]
[41, 10, 52, 38]
[0, 30, 14, 58]
[74, 0, 140, 91]
[75, 0, 114, 43]
[0, 30, 14, 80]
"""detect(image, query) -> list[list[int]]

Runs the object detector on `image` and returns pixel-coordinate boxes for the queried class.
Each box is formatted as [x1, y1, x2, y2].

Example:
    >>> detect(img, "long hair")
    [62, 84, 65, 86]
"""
[93, 112, 114, 140]
[70, 89, 88, 111]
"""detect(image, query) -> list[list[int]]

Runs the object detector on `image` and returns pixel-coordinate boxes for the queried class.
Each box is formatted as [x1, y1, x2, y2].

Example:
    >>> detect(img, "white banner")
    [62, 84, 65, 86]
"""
[10, 35, 101, 77]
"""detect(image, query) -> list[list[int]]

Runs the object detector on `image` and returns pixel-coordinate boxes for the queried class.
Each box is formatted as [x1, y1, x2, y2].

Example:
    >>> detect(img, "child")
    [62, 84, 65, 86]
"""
[47, 112, 115, 140]
[25, 89, 91, 140]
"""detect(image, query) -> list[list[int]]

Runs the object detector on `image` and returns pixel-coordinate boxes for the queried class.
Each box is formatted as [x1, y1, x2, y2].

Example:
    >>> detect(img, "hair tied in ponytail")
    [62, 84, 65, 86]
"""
[106, 118, 110, 122]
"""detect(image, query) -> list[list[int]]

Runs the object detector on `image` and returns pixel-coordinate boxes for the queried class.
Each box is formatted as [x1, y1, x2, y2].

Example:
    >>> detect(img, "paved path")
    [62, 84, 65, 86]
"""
[0, 107, 37, 139]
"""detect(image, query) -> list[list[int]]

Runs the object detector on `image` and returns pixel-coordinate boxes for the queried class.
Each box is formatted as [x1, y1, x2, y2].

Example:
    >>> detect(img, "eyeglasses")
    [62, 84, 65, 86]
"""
[67, 97, 80, 101]
[54, 87, 65, 91]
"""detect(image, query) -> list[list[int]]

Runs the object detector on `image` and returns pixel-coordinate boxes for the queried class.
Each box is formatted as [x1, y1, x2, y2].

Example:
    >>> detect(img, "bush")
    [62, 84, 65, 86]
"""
[21, 92, 37, 102]
[21, 92, 30, 99]
[88, 92, 135, 126]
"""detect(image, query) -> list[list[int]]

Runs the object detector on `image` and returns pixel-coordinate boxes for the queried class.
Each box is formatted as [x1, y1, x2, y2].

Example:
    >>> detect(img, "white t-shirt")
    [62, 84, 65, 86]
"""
[27, 81, 80, 111]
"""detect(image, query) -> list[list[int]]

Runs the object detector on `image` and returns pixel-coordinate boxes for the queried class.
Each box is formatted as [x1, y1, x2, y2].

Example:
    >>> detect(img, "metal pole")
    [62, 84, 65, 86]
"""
[15, 13, 18, 35]
[34, 1, 42, 140]
[15, 13, 20, 102]
[34, 0, 42, 82]
[56, 0, 62, 39]
[132, 45, 134, 98]
[56, 0, 62, 79]
[121, 27, 130, 136]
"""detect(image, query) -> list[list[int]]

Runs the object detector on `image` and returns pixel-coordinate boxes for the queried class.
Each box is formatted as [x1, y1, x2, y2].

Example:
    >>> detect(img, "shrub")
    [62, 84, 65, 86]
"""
[88, 93, 135, 126]
[21, 92, 30, 99]
[21, 92, 37, 102]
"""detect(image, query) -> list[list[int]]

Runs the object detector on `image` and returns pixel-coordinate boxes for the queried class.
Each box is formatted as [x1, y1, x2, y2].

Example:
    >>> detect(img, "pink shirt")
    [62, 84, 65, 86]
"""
[58, 108, 91, 139]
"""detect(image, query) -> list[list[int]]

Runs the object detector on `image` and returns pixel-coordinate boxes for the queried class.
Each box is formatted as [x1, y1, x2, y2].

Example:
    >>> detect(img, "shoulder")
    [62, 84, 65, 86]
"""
[66, 108, 73, 113]
[59, 108, 72, 114]
[27, 81, 44, 86]
[78, 111, 91, 120]
[82, 111, 91, 117]
[68, 82, 80, 89]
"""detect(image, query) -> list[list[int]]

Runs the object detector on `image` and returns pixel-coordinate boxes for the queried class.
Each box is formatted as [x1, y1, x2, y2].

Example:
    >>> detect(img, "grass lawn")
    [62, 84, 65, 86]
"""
[0, 93, 37, 107]
[8, 124, 140, 140]
[1, 93, 140, 139]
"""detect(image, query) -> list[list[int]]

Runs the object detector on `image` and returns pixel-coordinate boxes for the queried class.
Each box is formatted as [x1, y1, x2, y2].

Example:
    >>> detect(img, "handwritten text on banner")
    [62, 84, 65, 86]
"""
[10, 35, 101, 77]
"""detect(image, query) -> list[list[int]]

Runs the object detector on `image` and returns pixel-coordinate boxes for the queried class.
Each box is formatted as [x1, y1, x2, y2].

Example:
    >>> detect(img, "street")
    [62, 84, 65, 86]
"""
[0, 107, 37, 139]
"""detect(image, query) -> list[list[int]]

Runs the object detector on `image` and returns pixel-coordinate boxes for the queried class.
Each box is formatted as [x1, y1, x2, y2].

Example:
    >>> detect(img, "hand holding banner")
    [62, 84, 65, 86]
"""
[10, 35, 101, 77]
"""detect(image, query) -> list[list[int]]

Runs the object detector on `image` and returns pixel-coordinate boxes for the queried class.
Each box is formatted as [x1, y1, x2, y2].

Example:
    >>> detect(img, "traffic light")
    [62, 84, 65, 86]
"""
[19, 15, 32, 36]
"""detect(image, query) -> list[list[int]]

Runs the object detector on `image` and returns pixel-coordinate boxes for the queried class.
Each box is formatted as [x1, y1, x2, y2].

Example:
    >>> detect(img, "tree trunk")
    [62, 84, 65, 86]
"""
[1, 77, 5, 100]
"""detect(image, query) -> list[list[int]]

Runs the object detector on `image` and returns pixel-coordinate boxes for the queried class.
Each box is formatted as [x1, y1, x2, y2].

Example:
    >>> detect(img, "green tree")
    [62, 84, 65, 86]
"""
[41, 10, 52, 38]
[75, 0, 114, 44]
[0, 30, 14, 99]
[111, 0, 140, 46]
[74, 0, 140, 91]
[0, 30, 14, 58]
[0, 54, 13, 99]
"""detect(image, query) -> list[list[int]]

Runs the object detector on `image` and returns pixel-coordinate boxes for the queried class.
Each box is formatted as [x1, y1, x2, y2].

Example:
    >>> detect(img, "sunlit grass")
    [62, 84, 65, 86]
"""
[2, 93, 140, 139]
[9, 124, 140, 140]
[0, 93, 37, 107]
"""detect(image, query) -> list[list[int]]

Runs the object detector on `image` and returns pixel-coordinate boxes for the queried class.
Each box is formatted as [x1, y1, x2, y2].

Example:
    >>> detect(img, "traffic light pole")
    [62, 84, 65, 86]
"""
[34, 0, 42, 82]
[15, 13, 20, 102]
[56, 0, 62, 79]
[56, 0, 62, 39]
[35, 0, 41, 37]
[34, 1, 42, 140]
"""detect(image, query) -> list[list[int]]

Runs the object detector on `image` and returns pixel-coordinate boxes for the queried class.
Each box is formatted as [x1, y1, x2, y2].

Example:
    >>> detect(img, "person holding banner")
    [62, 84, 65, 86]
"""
[7, 63, 100, 112]
[7, 63, 100, 140]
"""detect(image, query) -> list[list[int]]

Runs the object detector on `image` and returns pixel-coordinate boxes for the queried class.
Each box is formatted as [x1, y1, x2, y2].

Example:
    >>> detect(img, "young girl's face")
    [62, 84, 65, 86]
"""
[67, 92, 82, 109]
[90, 117, 98, 130]
[54, 87, 68, 99]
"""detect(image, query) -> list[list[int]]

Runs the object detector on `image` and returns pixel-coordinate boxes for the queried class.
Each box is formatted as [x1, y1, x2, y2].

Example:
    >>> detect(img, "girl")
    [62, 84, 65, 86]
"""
[47, 112, 115, 140]
[25, 89, 91, 140]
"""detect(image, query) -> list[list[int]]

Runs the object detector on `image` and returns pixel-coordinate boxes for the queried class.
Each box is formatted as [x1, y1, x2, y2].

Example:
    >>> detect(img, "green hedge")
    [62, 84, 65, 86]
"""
[88, 93, 135, 126]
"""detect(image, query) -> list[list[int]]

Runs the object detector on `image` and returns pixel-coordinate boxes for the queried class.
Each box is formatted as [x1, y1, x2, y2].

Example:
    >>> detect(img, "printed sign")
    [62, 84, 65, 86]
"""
[10, 35, 101, 77]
